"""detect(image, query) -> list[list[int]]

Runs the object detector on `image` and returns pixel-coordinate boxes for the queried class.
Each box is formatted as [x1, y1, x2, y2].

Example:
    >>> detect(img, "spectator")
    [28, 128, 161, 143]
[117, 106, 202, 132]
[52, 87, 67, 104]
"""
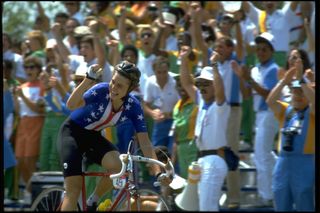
[3, 77, 17, 171]
[63, 1, 85, 25]
[171, 74, 198, 179]
[63, 18, 80, 55]
[3, 60, 21, 201]
[179, 46, 230, 211]
[13, 56, 46, 204]
[33, 2, 52, 39]
[52, 20, 112, 83]
[232, 32, 279, 207]
[53, 12, 70, 39]
[38, 62, 71, 171]
[25, 30, 47, 65]
[279, 48, 311, 103]
[143, 56, 180, 154]
[3, 33, 27, 83]
[242, 1, 300, 68]
[266, 63, 315, 211]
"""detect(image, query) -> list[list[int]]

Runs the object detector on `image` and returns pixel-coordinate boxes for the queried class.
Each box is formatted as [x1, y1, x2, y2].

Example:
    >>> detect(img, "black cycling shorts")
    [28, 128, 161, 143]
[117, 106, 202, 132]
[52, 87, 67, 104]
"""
[57, 117, 118, 177]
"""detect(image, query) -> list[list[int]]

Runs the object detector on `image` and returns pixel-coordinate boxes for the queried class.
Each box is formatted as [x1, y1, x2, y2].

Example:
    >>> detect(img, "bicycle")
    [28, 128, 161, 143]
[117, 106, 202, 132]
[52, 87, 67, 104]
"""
[30, 140, 175, 211]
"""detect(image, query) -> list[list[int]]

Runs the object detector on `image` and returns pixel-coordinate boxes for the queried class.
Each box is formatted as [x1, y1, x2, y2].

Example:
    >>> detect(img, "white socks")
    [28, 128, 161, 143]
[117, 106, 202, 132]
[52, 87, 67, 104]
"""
[87, 194, 100, 206]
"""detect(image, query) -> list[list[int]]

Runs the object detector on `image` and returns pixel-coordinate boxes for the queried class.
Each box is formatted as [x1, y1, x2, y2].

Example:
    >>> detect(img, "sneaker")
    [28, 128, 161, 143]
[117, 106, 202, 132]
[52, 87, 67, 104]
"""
[87, 202, 97, 211]
[22, 190, 32, 205]
[255, 197, 273, 207]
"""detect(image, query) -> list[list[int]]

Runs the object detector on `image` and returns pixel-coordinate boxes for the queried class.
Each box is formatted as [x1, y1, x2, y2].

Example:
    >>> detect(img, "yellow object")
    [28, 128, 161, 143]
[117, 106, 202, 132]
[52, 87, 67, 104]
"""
[259, 10, 267, 33]
[105, 127, 113, 141]
[97, 198, 112, 211]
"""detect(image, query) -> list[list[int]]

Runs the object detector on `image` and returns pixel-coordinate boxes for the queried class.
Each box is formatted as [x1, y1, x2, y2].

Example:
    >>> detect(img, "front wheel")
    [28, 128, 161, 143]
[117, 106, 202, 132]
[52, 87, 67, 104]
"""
[30, 186, 81, 211]
[30, 186, 65, 211]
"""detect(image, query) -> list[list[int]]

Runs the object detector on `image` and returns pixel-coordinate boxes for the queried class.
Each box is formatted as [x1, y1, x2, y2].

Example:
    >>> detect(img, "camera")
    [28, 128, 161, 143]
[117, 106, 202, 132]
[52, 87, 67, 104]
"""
[281, 126, 299, 152]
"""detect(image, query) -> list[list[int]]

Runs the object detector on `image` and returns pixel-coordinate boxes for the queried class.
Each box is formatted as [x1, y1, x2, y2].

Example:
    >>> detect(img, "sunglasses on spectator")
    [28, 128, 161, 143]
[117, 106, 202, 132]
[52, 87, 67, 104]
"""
[195, 81, 212, 88]
[256, 47, 270, 52]
[140, 32, 152, 39]
[24, 65, 37, 69]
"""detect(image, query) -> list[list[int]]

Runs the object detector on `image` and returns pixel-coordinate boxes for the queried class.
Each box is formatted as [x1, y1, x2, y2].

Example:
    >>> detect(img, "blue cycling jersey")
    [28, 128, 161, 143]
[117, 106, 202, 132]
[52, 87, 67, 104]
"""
[70, 82, 147, 132]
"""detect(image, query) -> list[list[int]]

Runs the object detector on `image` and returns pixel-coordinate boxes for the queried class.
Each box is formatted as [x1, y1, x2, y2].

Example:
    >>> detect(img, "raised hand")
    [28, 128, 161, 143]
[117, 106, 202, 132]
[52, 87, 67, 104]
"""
[282, 67, 296, 85]
[209, 50, 220, 64]
[179, 45, 192, 60]
[86, 64, 103, 80]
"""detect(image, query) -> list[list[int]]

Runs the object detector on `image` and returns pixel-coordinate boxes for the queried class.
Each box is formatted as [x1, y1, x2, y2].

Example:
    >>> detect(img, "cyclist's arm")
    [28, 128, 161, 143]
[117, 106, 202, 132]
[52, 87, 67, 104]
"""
[136, 132, 162, 175]
[66, 78, 96, 110]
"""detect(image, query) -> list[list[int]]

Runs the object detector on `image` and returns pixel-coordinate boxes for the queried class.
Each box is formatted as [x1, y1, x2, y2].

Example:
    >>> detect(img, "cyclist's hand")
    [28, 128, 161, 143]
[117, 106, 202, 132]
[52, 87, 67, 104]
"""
[157, 173, 173, 186]
[86, 64, 103, 81]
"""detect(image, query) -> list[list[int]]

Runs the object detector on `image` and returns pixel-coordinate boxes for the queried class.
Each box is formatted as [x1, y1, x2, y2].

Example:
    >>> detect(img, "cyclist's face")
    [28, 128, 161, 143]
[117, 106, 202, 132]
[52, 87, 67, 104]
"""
[109, 72, 130, 101]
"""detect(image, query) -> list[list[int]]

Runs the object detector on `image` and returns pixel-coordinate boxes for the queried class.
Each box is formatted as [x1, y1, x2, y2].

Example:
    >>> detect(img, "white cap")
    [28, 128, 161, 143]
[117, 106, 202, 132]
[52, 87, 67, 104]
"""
[221, 1, 242, 13]
[196, 66, 214, 81]
[162, 12, 176, 26]
[255, 32, 275, 50]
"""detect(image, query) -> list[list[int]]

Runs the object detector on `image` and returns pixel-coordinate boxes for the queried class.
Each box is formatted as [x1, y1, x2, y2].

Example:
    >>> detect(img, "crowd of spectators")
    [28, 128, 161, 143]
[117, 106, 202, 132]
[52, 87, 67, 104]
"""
[3, 1, 315, 211]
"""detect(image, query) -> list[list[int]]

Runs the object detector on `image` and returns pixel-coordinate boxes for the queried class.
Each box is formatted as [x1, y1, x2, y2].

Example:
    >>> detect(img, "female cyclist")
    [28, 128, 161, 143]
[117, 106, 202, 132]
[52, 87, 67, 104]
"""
[57, 61, 172, 211]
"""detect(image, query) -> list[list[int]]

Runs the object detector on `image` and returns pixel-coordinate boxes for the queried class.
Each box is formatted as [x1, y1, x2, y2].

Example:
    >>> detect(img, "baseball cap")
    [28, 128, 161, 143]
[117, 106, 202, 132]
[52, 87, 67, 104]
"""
[162, 12, 177, 26]
[222, 13, 234, 20]
[255, 32, 275, 51]
[74, 26, 92, 38]
[195, 66, 214, 81]
[221, 1, 242, 13]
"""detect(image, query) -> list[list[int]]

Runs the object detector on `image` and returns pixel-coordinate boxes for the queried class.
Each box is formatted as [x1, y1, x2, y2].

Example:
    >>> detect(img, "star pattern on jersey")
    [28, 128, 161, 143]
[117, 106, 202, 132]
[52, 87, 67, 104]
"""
[137, 114, 143, 121]
[128, 98, 133, 103]
[106, 93, 110, 100]
[91, 111, 97, 119]
[91, 90, 98, 96]
[120, 116, 127, 122]
[85, 117, 92, 123]
[125, 103, 131, 111]
[98, 104, 104, 112]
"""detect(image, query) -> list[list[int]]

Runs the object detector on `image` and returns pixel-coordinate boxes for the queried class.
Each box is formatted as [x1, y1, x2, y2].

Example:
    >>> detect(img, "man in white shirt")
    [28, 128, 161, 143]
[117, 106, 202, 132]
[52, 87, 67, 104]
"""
[179, 45, 230, 211]
[143, 56, 179, 154]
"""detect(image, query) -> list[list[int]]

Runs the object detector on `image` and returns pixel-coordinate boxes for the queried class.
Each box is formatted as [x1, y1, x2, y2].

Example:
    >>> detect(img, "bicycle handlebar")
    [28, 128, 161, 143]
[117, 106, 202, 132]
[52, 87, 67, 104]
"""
[110, 154, 175, 186]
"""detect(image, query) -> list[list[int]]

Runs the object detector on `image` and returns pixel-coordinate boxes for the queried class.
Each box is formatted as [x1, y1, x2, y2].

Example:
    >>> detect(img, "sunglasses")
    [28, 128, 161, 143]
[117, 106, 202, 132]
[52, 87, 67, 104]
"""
[24, 65, 37, 69]
[140, 32, 152, 39]
[195, 81, 212, 88]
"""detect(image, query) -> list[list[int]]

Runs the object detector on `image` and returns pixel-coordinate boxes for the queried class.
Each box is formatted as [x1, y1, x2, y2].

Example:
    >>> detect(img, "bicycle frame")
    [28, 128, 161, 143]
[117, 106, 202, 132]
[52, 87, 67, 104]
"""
[80, 171, 140, 211]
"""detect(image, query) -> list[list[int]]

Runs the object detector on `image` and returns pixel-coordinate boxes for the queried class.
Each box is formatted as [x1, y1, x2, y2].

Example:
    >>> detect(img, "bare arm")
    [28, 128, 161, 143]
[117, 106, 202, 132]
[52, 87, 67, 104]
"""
[89, 20, 107, 69]
[152, 20, 168, 57]
[190, 8, 209, 67]
[179, 46, 197, 102]
[210, 52, 225, 105]
[233, 13, 244, 60]
[35, 1, 50, 32]
[118, 6, 128, 46]
[266, 67, 296, 115]
[136, 132, 162, 176]
[66, 77, 96, 110]
[51, 23, 71, 64]
[300, 82, 315, 114]
[231, 61, 251, 99]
